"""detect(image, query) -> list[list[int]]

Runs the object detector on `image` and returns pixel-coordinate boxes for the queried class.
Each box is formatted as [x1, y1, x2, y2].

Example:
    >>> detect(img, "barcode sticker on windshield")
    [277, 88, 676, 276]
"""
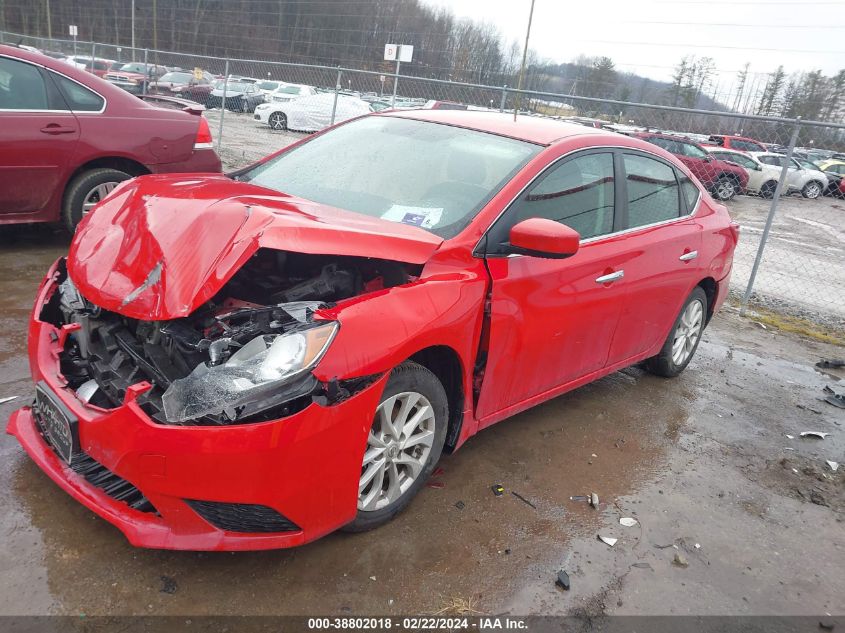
[382, 205, 443, 229]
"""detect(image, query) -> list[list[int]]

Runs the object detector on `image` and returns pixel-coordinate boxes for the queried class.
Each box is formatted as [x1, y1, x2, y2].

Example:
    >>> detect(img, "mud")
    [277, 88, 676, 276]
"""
[0, 224, 843, 616]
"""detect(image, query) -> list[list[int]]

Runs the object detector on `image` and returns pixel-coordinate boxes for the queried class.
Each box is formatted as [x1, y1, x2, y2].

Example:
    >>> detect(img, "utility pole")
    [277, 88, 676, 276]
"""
[131, 0, 136, 58]
[45, 0, 51, 39]
[514, 0, 536, 121]
[152, 0, 157, 51]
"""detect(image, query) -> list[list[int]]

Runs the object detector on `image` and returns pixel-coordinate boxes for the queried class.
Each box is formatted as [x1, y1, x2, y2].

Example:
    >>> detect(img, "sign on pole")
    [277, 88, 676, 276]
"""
[384, 44, 397, 61]
[398, 45, 414, 63]
[69, 25, 78, 37]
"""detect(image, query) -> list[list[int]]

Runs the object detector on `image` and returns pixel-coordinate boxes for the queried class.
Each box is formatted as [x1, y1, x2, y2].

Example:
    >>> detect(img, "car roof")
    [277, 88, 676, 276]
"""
[383, 109, 616, 145]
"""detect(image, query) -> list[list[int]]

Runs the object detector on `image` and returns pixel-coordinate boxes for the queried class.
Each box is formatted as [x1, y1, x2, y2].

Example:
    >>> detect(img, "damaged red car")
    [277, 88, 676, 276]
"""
[7, 110, 738, 550]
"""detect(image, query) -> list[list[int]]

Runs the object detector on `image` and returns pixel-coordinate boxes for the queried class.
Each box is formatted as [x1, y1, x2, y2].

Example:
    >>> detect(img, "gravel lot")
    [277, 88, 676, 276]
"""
[209, 111, 845, 330]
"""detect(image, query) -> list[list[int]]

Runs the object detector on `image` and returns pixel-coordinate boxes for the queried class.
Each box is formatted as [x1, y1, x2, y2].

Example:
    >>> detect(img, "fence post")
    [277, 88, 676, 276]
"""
[740, 118, 802, 316]
[92, 42, 96, 66]
[329, 67, 343, 126]
[391, 60, 401, 107]
[142, 48, 148, 95]
[499, 85, 508, 112]
[216, 59, 230, 151]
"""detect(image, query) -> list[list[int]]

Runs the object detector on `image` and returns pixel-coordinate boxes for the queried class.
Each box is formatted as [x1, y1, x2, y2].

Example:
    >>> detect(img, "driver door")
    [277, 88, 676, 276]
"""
[476, 150, 627, 425]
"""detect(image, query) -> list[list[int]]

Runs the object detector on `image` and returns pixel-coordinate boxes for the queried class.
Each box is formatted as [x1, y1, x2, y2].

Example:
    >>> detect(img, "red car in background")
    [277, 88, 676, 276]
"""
[7, 110, 738, 550]
[0, 45, 221, 229]
[634, 132, 749, 200]
[704, 134, 767, 153]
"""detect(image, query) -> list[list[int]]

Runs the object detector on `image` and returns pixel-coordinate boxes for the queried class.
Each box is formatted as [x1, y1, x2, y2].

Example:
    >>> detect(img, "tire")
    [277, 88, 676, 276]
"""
[62, 168, 131, 231]
[760, 180, 778, 199]
[644, 287, 708, 378]
[268, 111, 287, 131]
[802, 181, 823, 199]
[712, 176, 738, 201]
[344, 361, 448, 533]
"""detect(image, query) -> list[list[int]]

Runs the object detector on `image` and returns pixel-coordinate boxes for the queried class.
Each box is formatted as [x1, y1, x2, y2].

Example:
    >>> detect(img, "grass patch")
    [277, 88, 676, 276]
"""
[746, 308, 845, 346]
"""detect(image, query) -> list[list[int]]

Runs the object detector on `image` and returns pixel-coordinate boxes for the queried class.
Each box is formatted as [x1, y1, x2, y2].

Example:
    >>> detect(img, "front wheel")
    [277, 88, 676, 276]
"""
[760, 180, 778, 199]
[268, 111, 287, 130]
[645, 287, 708, 378]
[802, 181, 823, 199]
[712, 176, 738, 201]
[344, 361, 448, 533]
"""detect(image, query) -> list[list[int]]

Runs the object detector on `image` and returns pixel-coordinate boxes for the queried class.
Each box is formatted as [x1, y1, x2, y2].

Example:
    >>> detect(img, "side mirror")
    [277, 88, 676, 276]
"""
[508, 218, 580, 259]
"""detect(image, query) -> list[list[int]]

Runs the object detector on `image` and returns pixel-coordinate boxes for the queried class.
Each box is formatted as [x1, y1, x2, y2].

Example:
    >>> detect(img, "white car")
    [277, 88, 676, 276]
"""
[254, 93, 371, 132]
[705, 148, 782, 198]
[269, 82, 317, 104]
[751, 152, 829, 199]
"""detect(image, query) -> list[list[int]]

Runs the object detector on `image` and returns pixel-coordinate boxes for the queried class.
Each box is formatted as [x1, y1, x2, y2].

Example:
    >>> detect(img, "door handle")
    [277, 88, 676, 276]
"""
[679, 250, 699, 261]
[40, 124, 77, 135]
[595, 270, 624, 284]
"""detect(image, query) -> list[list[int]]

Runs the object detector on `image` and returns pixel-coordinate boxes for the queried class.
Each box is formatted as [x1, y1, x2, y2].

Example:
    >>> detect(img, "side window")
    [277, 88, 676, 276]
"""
[623, 153, 681, 228]
[50, 73, 104, 112]
[759, 155, 780, 166]
[488, 152, 615, 252]
[678, 172, 700, 212]
[681, 143, 708, 159]
[0, 57, 49, 110]
[648, 137, 680, 154]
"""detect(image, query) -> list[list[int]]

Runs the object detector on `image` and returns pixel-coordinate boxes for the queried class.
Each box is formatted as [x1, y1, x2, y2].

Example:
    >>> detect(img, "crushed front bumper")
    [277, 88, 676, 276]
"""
[6, 259, 386, 550]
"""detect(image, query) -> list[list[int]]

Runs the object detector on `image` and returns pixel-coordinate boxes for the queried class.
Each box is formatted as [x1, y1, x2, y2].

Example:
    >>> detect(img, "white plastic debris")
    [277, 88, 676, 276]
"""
[0, 396, 18, 405]
[598, 535, 618, 547]
[694, 543, 701, 549]
[785, 434, 795, 439]
[827, 461, 840, 472]
[619, 517, 638, 527]
[589, 493, 600, 508]
[800, 431, 830, 439]
[369, 576, 377, 581]
[792, 468, 799, 474]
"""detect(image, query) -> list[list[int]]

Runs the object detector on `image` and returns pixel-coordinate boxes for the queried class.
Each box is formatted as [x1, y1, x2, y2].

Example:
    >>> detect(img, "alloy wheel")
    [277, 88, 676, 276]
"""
[715, 179, 735, 200]
[82, 182, 120, 216]
[671, 299, 704, 366]
[358, 391, 436, 512]
[269, 112, 286, 130]
[805, 182, 821, 199]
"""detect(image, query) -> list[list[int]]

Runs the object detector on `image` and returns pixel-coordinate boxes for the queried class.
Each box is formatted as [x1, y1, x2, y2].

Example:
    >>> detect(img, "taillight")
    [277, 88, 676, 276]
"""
[194, 117, 214, 150]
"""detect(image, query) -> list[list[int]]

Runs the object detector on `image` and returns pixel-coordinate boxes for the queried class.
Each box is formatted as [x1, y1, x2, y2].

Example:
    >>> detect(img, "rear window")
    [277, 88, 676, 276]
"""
[51, 73, 105, 112]
[159, 72, 192, 83]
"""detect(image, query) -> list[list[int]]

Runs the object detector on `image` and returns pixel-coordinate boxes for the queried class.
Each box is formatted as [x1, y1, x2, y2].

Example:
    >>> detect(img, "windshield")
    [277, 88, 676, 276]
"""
[159, 72, 191, 83]
[276, 85, 303, 94]
[216, 81, 251, 92]
[258, 81, 279, 90]
[240, 116, 540, 239]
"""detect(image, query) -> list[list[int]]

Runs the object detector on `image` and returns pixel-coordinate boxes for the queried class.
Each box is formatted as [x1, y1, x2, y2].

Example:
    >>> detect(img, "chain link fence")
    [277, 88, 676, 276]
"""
[2, 31, 844, 332]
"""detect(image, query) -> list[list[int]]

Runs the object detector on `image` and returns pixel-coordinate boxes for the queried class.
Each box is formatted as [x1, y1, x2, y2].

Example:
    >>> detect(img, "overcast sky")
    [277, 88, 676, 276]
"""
[425, 0, 845, 98]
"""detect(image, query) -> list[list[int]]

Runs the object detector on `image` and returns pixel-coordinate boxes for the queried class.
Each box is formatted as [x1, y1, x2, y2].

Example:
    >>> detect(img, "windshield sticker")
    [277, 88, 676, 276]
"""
[381, 205, 443, 229]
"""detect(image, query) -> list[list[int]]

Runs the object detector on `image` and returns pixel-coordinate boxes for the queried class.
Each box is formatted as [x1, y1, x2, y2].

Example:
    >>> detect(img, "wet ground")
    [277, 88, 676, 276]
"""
[0, 223, 842, 617]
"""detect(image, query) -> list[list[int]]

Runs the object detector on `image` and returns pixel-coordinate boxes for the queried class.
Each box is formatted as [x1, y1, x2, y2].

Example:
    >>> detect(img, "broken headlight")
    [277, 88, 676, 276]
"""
[161, 321, 337, 423]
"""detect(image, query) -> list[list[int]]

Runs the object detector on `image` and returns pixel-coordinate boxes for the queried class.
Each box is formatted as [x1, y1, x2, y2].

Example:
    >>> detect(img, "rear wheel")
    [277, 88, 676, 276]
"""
[802, 181, 823, 199]
[62, 168, 131, 231]
[268, 111, 287, 131]
[344, 361, 448, 532]
[645, 287, 708, 378]
[712, 176, 738, 201]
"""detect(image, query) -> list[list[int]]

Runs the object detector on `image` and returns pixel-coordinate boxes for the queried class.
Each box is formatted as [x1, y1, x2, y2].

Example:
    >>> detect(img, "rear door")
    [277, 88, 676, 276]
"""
[0, 55, 79, 217]
[605, 151, 703, 364]
[476, 150, 627, 423]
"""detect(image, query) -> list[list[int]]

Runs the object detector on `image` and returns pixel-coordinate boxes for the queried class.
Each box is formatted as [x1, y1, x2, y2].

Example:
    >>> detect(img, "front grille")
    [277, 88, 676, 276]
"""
[32, 410, 157, 514]
[185, 500, 300, 533]
[69, 453, 157, 514]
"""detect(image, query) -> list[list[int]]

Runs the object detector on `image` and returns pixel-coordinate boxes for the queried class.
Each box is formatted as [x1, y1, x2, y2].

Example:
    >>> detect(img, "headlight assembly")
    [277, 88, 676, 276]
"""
[161, 321, 337, 423]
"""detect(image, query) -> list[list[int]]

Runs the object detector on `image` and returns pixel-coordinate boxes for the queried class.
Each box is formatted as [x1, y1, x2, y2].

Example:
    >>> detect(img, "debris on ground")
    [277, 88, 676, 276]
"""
[786, 434, 795, 439]
[819, 617, 836, 630]
[569, 495, 588, 502]
[797, 404, 822, 414]
[589, 493, 600, 508]
[816, 359, 845, 369]
[369, 576, 377, 581]
[432, 467, 445, 478]
[631, 562, 654, 570]
[619, 517, 638, 527]
[555, 570, 571, 590]
[159, 576, 178, 594]
[454, 500, 465, 510]
[598, 535, 618, 547]
[826, 461, 839, 472]
[426, 481, 445, 489]
[0, 396, 17, 405]
[673, 553, 689, 568]
[491, 484, 504, 497]
[511, 491, 537, 509]
[822, 386, 845, 409]
[800, 431, 831, 439]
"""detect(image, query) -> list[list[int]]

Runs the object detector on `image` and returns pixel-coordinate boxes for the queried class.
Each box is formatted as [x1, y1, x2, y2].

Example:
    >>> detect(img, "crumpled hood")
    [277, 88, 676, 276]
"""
[68, 174, 443, 320]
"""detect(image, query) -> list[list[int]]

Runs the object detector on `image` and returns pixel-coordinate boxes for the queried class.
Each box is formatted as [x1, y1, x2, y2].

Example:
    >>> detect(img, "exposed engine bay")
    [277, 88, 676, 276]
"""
[41, 250, 418, 425]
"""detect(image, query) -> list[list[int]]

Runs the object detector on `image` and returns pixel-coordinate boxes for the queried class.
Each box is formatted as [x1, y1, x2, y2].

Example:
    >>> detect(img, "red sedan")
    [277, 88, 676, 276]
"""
[7, 110, 738, 550]
[0, 45, 221, 229]
[634, 132, 749, 201]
